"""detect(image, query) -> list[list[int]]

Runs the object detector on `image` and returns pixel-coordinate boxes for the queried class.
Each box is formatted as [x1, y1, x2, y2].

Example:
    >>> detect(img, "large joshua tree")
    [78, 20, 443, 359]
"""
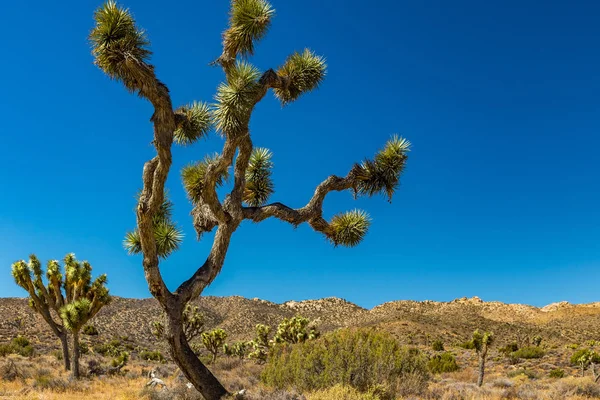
[90, 1, 410, 398]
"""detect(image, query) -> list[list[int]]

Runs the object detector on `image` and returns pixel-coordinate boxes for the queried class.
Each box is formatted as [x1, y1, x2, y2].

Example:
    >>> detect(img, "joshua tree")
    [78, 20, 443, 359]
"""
[274, 316, 320, 344]
[90, 0, 410, 397]
[11, 255, 71, 371]
[202, 329, 228, 363]
[224, 341, 248, 360]
[247, 324, 271, 363]
[532, 335, 542, 347]
[152, 304, 205, 342]
[471, 330, 494, 387]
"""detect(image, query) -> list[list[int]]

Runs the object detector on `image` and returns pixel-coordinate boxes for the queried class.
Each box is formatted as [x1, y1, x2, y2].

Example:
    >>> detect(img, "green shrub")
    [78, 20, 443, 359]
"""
[431, 340, 444, 351]
[261, 328, 429, 396]
[428, 352, 459, 374]
[458, 340, 475, 350]
[139, 350, 164, 362]
[507, 368, 539, 380]
[549, 368, 565, 378]
[499, 343, 519, 356]
[308, 384, 382, 400]
[512, 346, 545, 359]
[82, 325, 99, 336]
[0, 336, 34, 357]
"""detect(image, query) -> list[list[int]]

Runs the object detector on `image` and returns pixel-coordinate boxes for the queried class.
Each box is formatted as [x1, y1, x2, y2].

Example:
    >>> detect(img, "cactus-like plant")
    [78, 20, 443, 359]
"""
[247, 324, 271, 363]
[223, 341, 248, 360]
[274, 316, 320, 344]
[532, 335, 542, 347]
[202, 329, 228, 363]
[471, 330, 494, 387]
[11, 254, 110, 376]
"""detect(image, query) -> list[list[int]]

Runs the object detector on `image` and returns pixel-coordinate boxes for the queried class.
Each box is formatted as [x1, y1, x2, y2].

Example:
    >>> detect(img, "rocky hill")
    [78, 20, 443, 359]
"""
[1, 296, 599, 352]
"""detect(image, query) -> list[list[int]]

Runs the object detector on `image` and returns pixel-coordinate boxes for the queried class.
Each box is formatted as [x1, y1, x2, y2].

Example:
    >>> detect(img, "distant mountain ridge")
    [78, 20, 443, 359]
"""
[1, 296, 599, 353]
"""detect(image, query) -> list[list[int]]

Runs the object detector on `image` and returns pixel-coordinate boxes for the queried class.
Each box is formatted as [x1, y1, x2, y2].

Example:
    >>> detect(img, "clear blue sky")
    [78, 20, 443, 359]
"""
[1, 0, 599, 308]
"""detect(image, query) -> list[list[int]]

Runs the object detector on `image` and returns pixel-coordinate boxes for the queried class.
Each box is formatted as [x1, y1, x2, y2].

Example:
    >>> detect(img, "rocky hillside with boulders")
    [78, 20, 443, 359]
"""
[1, 296, 599, 353]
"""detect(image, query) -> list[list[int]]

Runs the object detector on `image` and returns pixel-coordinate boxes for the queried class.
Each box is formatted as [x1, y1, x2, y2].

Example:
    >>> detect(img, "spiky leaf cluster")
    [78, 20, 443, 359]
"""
[181, 154, 230, 204]
[174, 101, 212, 146]
[471, 330, 494, 354]
[223, 0, 274, 59]
[329, 209, 371, 247]
[244, 147, 274, 206]
[60, 299, 93, 331]
[273, 316, 319, 344]
[152, 304, 205, 342]
[213, 62, 261, 135]
[89, 1, 152, 93]
[274, 49, 326, 104]
[354, 136, 410, 201]
[224, 341, 248, 359]
[124, 195, 183, 258]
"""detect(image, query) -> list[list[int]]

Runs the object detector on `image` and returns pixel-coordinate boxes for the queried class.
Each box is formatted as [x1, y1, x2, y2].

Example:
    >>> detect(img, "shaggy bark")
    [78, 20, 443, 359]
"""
[58, 332, 71, 372]
[72, 332, 80, 379]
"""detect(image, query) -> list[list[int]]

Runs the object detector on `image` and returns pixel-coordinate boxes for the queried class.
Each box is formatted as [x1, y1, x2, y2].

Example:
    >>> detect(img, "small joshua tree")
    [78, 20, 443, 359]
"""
[11, 254, 110, 378]
[471, 330, 494, 387]
[247, 324, 271, 363]
[202, 329, 228, 363]
[274, 316, 319, 344]
[12, 255, 71, 370]
[152, 304, 205, 342]
[532, 335, 542, 347]
[90, 0, 410, 397]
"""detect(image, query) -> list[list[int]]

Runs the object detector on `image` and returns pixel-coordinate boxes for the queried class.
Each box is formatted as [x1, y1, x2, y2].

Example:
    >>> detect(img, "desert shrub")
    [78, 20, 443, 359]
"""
[261, 328, 429, 396]
[82, 325, 99, 335]
[458, 340, 475, 350]
[566, 343, 579, 350]
[549, 368, 565, 378]
[432, 340, 444, 351]
[499, 342, 519, 356]
[428, 352, 459, 373]
[79, 341, 90, 355]
[33, 368, 67, 391]
[52, 349, 63, 361]
[512, 346, 544, 359]
[507, 368, 539, 380]
[140, 350, 165, 362]
[308, 384, 380, 400]
[0, 336, 34, 357]
[93, 339, 122, 357]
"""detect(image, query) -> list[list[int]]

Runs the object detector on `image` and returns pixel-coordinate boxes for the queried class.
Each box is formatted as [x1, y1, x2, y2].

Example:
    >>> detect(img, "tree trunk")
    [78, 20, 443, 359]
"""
[72, 331, 81, 379]
[166, 312, 229, 400]
[477, 354, 485, 387]
[59, 332, 71, 371]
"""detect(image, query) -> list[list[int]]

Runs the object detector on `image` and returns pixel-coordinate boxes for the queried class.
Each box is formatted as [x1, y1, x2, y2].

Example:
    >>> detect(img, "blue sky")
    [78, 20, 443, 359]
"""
[1, 0, 599, 308]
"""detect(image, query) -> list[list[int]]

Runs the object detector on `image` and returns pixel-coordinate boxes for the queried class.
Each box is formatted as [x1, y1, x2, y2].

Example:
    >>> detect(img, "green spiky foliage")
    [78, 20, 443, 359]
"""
[274, 316, 320, 345]
[181, 154, 230, 203]
[247, 324, 271, 363]
[222, 0, 274, 60]
[212, 62, 261, 135]
[123, 194, 183, 258]
[89, 1, 152, 94]
[329, 209, 371, 247]
[532, 335, 542, 347]
[202, 329, 228, 363]
[152, 304, 205, 342]
[243, 147, 274, 206]
[273, 49, 326, 105]
[174, 101, 212, 145]
[224, 341, 248, 360]
[355, 135, 411, 201]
